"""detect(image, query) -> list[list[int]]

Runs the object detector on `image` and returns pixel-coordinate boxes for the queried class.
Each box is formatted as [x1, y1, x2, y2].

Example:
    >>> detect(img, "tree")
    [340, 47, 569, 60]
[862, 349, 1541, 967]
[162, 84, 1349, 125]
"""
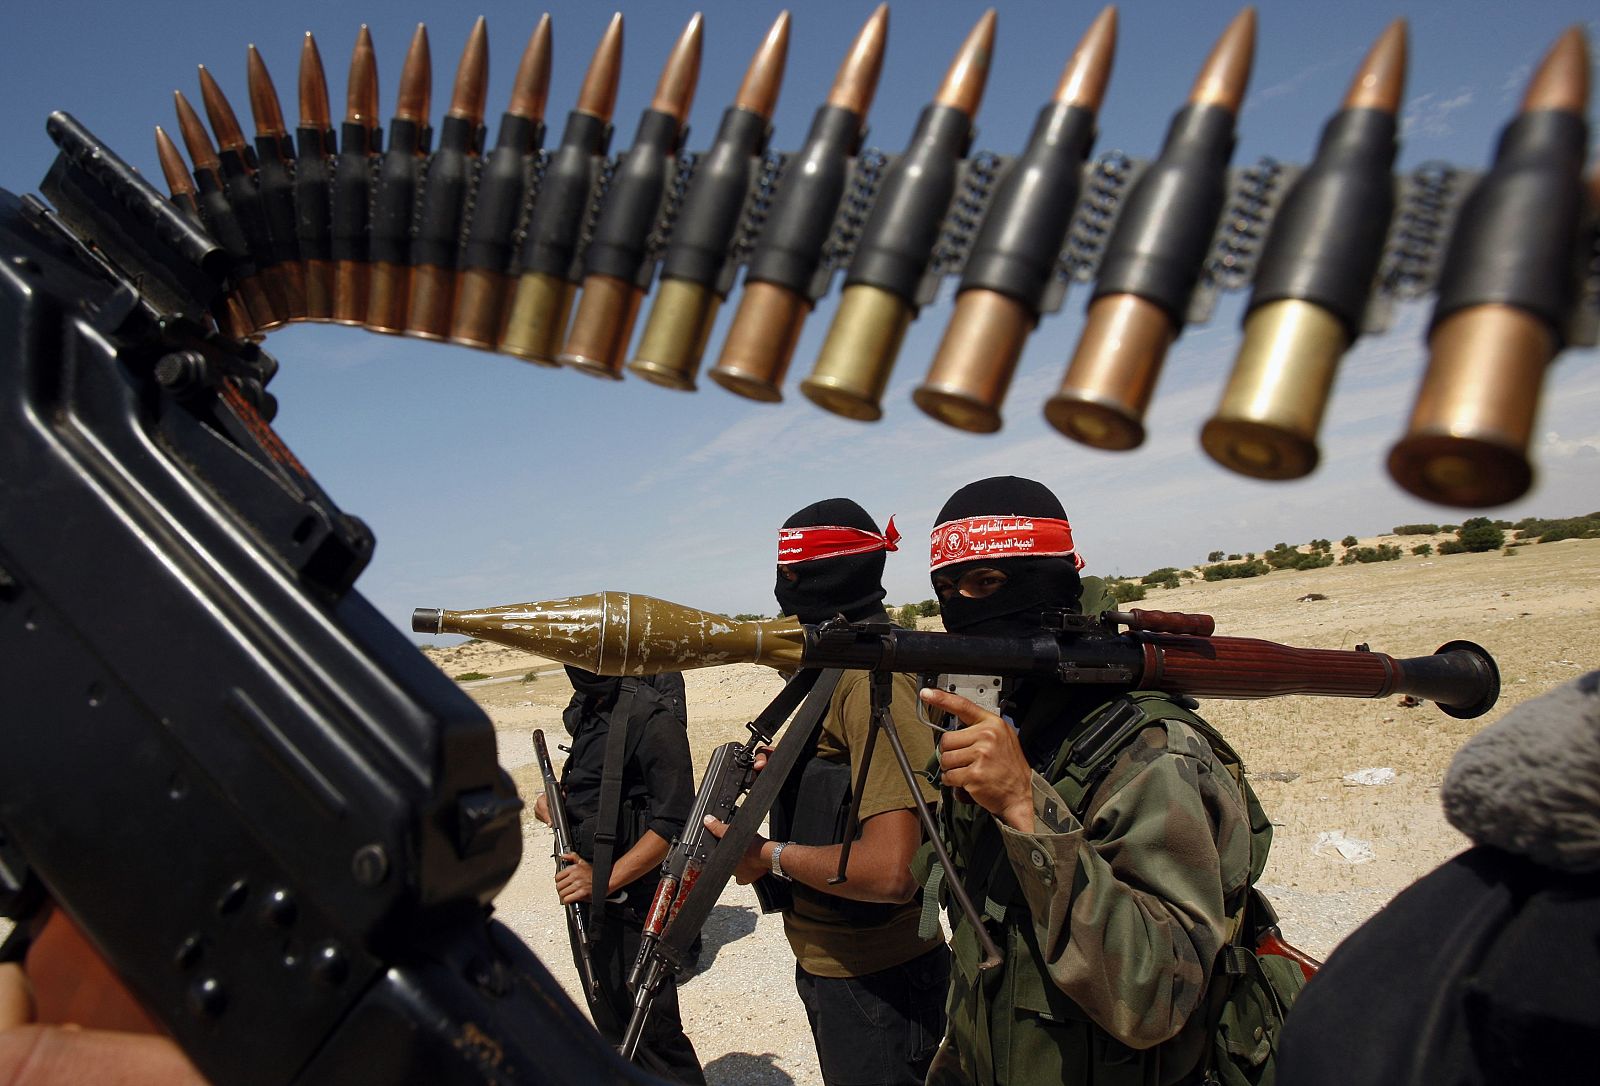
[1341, 535, 1359, 548]
[895, 604, 921, 629]
[1207, 550, 1226, 563]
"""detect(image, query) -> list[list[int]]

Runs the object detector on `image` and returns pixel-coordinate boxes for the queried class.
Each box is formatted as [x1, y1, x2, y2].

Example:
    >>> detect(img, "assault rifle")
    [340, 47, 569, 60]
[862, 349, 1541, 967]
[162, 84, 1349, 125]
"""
[532, 730, 604, 1018]
[0, 115, 648, 1083]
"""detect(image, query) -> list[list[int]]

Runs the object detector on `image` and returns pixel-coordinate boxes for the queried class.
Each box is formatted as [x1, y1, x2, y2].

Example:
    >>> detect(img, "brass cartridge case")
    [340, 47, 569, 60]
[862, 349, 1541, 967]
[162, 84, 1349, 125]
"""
[1201, 301, 1350, 479]
[914, 291, 1033, 433]
[406, 264, 456, 341]
[499, 271, 574, 366]
[451, 268, 512, 351]
[709, 281, 809, 402]
[628, 280, 721, 390]
[1387, 305, 1551, 507]
[332, 261, 371, 326]
[559, 275, 642, 379]
[304, 259, 335, 319]
[801, 285, 913, 420]
[1044, 294, 1175, 449]
[365, 262, 411, 334]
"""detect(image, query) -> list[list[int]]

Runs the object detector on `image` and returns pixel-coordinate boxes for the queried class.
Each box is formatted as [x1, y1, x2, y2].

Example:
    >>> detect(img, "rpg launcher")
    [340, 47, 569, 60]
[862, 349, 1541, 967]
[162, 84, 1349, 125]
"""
[0, 115, 649, 1084]
[412, 592, 1502, 721]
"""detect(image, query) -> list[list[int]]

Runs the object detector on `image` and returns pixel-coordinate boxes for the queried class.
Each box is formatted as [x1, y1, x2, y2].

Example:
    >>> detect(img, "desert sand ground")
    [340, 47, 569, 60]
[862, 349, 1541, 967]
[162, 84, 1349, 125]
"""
[429, 534, 1599, 1086]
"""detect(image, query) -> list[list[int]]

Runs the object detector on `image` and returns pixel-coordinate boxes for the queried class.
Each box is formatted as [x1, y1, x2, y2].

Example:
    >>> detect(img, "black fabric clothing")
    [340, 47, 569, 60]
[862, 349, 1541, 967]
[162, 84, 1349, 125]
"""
[795, 945, 951, 1086]
[932, 476, 1082, 636]
[1278, 670, 1600, 1086]
[776, 498, 891, 623]
[561, 679, 696, 881]
[557, 675, 703, 1081]
[591, 903, 707, 1085]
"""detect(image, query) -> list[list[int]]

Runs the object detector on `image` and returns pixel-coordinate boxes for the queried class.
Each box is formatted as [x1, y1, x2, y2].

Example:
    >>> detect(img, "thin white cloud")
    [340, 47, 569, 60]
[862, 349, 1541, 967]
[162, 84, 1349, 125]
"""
[1402, 88, 1476, 139]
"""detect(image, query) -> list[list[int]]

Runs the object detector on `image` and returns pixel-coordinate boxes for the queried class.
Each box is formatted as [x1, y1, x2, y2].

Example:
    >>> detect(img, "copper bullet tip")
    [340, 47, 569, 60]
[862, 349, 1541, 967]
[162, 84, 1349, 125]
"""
[197, 65, 249, 152]
[651, 12, 703, 126]
[508, 14, 554, 121]
[247, 46, 289, 137]
[154, 126, 195, 196]
[827, 3, 889, 116]
[447, 16, 490, 123]
[733, 10, 791, 121]
[935, 8, 997, 117]
[1054, 6, 1117, 111]
[1342, 18, 1407, 112]
[1522, 25, 1590, 115]
[396, 24, 432, 125]
[300, 32, 332, 131]
[1189, 6, 1256, 114]
[174, 89, 222, 172]
[576, 13, 624, 122]
[347, 26, 380, 127]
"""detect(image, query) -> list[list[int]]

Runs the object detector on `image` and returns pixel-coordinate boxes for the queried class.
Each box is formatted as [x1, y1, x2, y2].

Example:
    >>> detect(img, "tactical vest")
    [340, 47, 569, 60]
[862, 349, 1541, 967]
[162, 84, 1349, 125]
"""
[767, 736, 900, 925]
[918, 691, 1278, 1086]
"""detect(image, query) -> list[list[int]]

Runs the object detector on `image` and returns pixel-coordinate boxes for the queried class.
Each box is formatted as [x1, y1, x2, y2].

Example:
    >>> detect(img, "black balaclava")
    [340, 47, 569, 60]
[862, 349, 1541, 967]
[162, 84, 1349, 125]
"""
[564, 664, 620, 704]
[774, 498, 891, 624]
[932, 476, 1084, 637]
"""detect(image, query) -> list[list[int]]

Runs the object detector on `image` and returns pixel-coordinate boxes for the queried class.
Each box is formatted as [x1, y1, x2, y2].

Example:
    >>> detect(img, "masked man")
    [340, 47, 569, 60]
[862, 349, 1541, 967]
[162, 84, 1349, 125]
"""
[917, 477, 1258, 1086]
[707, 498, 950, 1086]
[535, 666, 705, 1084]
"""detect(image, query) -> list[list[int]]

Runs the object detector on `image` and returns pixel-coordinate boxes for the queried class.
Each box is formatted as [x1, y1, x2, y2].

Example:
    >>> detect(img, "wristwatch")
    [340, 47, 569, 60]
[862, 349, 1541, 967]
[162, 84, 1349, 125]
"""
[769, 841, 792, 881]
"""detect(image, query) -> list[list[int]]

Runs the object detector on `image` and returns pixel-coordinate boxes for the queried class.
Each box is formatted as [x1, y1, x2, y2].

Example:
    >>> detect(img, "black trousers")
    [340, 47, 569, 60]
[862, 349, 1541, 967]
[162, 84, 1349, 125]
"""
[795, 944, 951, 1086]
[571, 902, 706, 1085]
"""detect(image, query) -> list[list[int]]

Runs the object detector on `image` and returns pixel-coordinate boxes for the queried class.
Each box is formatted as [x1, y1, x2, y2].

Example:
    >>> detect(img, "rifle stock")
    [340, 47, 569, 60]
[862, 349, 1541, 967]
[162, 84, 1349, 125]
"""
[533, 730, 604, 1011]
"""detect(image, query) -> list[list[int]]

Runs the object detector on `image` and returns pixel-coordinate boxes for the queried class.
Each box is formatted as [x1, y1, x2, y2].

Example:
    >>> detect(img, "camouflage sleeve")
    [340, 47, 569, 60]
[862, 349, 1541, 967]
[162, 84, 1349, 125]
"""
[995, 722, 1251, 1049]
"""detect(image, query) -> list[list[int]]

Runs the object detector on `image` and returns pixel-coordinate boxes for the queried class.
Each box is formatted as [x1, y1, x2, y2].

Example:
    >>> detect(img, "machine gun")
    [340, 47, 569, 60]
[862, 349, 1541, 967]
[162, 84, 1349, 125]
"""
[0, 114, 648, 1084]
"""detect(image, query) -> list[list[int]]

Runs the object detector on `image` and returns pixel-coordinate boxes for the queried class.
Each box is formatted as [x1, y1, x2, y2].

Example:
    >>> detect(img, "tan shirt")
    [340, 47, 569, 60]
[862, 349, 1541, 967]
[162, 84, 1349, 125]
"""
[783, 669, 946, 978]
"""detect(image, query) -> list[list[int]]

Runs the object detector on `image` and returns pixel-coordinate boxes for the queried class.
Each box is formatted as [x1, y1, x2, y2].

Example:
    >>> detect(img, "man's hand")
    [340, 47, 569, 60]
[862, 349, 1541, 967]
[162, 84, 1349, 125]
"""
[920, 686, 1035, 831]
[555, 852, 596, 904]
[0, 963, 209, 1085]
[533, 791, 552, 827]
[701, 817, 770, 885]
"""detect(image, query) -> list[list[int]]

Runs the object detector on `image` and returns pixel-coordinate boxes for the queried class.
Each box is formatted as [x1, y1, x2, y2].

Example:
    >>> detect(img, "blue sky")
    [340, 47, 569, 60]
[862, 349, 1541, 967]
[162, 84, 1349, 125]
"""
[4, 1, 1598, 628]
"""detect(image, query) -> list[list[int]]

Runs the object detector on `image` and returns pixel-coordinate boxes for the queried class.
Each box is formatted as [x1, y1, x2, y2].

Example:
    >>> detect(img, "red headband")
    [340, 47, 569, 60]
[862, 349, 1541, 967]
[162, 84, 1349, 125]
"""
[778, 516, 900, 564]
[929, 515, 1085, 571]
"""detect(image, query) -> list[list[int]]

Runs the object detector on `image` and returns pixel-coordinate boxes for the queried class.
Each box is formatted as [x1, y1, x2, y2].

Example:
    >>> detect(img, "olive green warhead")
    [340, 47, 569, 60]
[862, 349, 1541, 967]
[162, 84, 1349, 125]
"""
[412, 592, 806, 674]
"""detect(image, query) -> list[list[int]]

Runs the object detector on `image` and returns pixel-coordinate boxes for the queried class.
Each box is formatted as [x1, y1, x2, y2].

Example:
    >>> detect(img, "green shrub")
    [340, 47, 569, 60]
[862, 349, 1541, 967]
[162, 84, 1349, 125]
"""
[1207, 550, 1226, 562]
[1203, 560, 1271, 581]
[454, 671, 490, 682]
[1437, 540, 1465, 555]
[1456, 517, 1504, 553]
[1341, 544, 1402, 565]
[1411, 543, 1433, 556]
[1310, 539, 1332, 552]
[1110, 580, 1148, 603]
[733, 613, 767, 622]
[917, 599, 941, 617]
[1393, 523, 1441, 535]
[1227, 553, 1243, 561]
[522, 670, 540, 683]
[1341, 535, 1359, 548]
[1141, 567, 1180, 585]
[895, 604, 920, 629]
[1503, 545, 1520, 556]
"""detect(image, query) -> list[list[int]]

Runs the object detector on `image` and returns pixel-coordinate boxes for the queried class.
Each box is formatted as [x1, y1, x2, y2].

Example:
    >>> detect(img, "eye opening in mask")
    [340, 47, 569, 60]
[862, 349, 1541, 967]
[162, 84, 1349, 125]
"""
[933, 567, 1009, 601]
[777, 564, 798, 583]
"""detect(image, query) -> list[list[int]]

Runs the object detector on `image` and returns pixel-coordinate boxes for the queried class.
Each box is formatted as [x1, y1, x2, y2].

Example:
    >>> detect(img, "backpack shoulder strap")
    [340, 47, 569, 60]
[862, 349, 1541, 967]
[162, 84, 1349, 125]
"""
[588, 678, 639, 932]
